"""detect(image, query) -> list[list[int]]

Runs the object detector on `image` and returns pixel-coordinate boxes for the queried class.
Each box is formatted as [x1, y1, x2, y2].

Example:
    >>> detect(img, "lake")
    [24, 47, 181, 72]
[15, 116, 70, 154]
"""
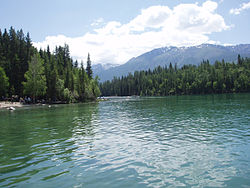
[0, 94, 250, 187]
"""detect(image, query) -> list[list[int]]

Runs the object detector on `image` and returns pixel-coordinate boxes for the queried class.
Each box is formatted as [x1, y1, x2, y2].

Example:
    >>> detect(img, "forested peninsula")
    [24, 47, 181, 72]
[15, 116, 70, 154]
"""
[100, 58, 250, 96]
[0, 27, 100, 104]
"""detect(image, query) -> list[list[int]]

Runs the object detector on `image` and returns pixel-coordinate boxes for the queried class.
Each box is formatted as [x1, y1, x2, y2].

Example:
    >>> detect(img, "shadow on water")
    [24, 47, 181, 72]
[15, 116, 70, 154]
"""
[0, 102, 99, 187]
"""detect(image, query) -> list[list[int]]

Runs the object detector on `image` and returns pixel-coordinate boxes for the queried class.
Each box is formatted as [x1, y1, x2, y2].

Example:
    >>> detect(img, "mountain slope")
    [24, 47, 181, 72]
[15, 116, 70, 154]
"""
[96, 44, 250, 82]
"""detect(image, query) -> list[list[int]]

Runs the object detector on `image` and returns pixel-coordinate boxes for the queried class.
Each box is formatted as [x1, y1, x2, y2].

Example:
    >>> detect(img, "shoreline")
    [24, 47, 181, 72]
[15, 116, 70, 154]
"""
[0, 101, 47, 110]
[0, 99, 100, 110]
[0, 101, 24, 109]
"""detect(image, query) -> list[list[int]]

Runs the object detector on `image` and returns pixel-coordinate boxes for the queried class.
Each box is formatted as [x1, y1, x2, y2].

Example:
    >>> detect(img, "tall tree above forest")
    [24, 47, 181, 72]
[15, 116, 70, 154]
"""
[86, 53, 93, 79]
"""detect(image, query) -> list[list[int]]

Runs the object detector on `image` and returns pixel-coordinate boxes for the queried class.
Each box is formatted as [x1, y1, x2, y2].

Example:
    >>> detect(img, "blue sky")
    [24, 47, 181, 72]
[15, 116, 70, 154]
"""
[1, 0, 250, 65]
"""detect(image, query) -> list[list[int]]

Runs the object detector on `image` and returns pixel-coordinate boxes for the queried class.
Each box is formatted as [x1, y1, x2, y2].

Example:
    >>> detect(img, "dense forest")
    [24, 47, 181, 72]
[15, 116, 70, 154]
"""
[0, 27, 100, 103]
[1, 27, 249, 100]
[100, 57, 250, 96]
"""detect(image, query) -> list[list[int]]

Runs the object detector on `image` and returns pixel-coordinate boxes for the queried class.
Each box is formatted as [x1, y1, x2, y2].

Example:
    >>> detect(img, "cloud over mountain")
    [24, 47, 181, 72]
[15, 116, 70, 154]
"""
[33, 1, 229, 65]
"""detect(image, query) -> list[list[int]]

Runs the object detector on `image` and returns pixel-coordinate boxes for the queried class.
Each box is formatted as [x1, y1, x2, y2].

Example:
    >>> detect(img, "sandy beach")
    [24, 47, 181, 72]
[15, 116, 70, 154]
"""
[0, 101, 24, 109]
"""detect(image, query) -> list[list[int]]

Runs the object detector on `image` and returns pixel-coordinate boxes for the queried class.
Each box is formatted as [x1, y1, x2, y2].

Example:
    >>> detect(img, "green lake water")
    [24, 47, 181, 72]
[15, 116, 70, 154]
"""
[0, 94, 250, 187]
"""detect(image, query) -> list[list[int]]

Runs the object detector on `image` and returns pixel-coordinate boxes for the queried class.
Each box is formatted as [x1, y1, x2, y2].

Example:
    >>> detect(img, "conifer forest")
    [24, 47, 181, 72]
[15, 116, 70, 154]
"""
[0, 27, 100, 103]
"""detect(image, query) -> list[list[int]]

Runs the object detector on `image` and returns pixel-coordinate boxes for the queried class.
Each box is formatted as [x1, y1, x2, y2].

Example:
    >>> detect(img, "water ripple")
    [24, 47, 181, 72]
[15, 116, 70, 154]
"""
[0, 94, 250, 187]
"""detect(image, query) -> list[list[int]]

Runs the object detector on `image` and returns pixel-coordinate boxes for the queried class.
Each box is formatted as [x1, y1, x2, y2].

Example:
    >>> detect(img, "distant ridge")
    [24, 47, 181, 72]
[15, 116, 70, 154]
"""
[94, 44, 250, 82]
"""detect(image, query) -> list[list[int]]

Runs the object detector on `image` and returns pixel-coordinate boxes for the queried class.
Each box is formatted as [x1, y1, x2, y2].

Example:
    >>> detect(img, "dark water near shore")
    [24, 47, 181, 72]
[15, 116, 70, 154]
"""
[0, 94, 250, 187]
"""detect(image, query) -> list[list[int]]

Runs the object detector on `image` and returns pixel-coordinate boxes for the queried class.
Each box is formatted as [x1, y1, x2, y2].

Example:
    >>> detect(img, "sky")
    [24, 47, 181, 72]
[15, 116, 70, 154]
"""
[1, 0, 250, 66]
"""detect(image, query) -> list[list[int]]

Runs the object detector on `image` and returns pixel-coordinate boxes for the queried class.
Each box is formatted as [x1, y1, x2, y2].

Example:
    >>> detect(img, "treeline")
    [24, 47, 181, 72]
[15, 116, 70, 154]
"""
[100, 57, 250, 96]
[0, 27, 100, 103]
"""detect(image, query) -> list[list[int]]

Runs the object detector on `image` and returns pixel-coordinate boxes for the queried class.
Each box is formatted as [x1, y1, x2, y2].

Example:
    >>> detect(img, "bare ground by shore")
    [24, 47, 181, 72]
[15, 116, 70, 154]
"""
[0, 101, 24, 109]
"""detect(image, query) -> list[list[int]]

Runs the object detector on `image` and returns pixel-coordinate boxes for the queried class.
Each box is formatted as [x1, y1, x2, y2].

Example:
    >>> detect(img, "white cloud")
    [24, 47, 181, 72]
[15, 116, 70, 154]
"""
[90, 17, 104, 27]
[230, 2, 250, 15]
[127, 6, 172, 31]
[33, 1, 229, 66]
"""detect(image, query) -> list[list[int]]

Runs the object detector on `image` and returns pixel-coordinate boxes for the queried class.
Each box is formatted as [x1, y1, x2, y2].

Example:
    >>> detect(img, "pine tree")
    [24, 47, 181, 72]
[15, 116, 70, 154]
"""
[0, 27, 100, 102]
[86, 53, 93, 79]
[78, 62, 87, 100]
[74, 60, 78, 68]
[237, 54, 242, 65]
[0, 67, 9, 97]
[49, 56, 58, 101]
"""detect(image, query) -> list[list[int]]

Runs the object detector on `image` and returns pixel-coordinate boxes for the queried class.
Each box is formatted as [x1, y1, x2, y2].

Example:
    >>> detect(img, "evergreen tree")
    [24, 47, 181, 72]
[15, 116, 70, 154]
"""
[74, 60, 78, 68]
[92, 76, 101, 98]
[100, 58, 250, 96]
[238, 54, 242, 65]
[86, 53, 93, 79]
[78, 62, 87, 100]
[0, 27, 100, 102]
[0, 67, 9, 97]
[48, 55, 58, 101]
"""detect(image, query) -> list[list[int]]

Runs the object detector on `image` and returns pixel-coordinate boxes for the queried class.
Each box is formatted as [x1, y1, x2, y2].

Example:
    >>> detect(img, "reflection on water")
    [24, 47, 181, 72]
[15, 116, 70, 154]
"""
[0, 94, 250, 187]
[0, 103, 98, 187]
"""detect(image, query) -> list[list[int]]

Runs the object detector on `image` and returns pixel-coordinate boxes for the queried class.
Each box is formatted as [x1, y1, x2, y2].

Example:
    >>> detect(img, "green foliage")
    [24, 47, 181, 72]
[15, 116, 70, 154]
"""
[76, 64, 100, 101]
[63, 88, 73, 103]
[92, 77, 101, 98]
[100, 58, 250, 96]
[0, 67, 9, 96]
[0, 27, 35, 96]
[86, 53, 93, 79]
[56, 78, 65, 100]
[22, 53, 47, 100]
[0, 27, 100, 103]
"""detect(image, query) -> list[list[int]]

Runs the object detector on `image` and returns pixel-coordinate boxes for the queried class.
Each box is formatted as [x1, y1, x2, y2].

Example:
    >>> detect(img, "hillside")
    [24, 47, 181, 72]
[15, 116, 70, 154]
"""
[95, 44, 250, 82]
[100, 56, 250, 96]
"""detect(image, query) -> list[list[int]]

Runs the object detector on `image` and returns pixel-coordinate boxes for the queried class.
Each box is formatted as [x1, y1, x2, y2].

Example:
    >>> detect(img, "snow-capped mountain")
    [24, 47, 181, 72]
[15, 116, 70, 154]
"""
[96, 44, 250, 82]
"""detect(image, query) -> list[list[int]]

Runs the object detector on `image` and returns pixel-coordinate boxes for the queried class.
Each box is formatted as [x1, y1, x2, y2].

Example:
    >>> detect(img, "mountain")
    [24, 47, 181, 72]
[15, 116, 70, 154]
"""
[92, 63, 117, 76]
[96, 44, 250, 82]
